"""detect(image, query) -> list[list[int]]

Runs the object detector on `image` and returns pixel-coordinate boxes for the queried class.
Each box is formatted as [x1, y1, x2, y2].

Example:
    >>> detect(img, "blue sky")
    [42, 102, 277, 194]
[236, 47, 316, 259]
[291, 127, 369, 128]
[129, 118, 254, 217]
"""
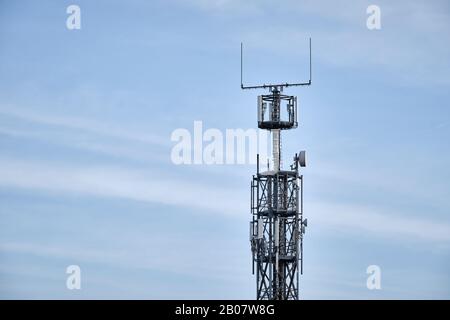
[0, 0, 449, 299]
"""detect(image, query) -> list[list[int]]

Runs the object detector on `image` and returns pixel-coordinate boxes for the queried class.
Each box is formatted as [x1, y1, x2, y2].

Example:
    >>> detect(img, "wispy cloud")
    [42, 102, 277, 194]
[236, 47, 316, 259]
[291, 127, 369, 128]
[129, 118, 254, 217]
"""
[0, 238, 251, 299]
[0, 158, 247, 217]
[0, 106, 172, 163]
[311, 202, 450, 244]
[1, 156, 449, 245]
[0, 106, 168, 147]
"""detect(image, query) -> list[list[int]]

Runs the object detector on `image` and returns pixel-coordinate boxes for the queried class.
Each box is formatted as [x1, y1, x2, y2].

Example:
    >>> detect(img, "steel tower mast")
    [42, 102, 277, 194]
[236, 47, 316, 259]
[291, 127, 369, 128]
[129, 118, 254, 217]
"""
[241, 39, 311, 300]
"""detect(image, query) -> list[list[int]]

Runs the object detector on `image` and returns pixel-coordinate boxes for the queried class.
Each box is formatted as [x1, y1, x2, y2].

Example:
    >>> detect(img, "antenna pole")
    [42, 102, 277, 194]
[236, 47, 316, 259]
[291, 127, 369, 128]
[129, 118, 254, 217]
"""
[240, 38, 312, 90]
[309, 37, 312, 84]
[240, 42, 243, 89]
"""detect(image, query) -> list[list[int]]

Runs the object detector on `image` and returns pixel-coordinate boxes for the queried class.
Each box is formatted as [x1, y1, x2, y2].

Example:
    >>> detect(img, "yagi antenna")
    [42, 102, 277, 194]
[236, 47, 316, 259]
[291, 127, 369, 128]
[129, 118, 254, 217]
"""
[241, 38, 312, 90]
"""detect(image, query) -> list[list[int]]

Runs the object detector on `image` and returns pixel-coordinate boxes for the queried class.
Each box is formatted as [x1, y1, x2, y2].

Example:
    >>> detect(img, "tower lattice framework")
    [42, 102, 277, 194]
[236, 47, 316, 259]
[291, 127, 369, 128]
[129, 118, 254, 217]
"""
[241, 39, 311, 300]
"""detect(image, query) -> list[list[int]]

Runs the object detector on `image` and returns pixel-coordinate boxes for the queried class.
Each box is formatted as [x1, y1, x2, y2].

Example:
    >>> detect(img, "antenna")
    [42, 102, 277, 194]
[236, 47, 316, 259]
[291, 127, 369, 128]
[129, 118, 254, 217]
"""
[246, 37, 311, 300]
[241, 38, 312, 90]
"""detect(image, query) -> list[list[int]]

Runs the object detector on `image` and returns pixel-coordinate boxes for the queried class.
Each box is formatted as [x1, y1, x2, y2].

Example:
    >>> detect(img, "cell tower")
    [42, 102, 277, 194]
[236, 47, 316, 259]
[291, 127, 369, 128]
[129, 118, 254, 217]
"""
[242, 39, 311, 300]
